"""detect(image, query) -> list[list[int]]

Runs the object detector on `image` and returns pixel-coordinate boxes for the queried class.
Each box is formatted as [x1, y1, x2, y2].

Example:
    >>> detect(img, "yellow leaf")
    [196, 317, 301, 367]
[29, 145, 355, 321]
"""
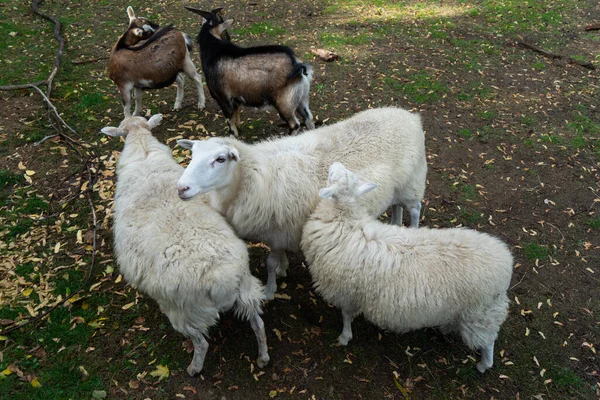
[30, 378, 42, 388]
[23, 288, 33, 297]
[18, 161, 26, 170]
[2, 368, 12, 376]
[25, 170, 36, 176]
[76, 230, 83, 244]
[122, 302, 135, 310]
[68, 294, 82, 303]
[269, 390, 277, 398]
[149, 365, 169, 382]
[115, 274, 122, 283]
[0, 336, 8, 341]
[273, 328, 282, 342]
[54, 242, 61, 253]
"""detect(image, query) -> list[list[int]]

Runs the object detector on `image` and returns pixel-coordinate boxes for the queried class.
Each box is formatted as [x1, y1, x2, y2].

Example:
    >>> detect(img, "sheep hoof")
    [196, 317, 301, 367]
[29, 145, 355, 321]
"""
[476, 361, 491, 373]
[187, 363, 202, 377]
[197, 102, 205, 110]
[336, 336, 350, 346]
[257, 355, 270, 368]
[276, 268, 287, 278]
[264, 290, 275, 301]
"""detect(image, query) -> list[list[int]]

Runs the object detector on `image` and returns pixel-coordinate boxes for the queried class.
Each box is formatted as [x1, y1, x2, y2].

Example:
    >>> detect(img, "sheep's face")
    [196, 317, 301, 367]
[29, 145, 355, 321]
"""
[176, 138, 240, 200]
[319, 162, 377, 202]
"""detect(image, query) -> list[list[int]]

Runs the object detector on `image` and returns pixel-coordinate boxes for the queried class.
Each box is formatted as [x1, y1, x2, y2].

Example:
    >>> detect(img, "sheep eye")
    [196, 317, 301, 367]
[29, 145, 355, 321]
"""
[215, 157, 226, 163]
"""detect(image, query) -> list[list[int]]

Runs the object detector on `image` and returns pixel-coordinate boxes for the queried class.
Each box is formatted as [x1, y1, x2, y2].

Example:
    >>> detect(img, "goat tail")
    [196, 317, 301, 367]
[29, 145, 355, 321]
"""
[233, 273, 265, 321]
[184, 33, 194, 53]
[287, 62, 312, 80]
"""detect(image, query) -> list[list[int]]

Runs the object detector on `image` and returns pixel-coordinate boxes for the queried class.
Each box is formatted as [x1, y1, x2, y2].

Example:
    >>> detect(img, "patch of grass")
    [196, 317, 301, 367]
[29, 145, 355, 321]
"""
[233, 22, 286, 37]
[532, 61, 546, 70]
[0, 169, 24, 189]
[586, 216, 600, 229]
[523, 242, 550, 261]
[550, 366, 584, 390]
[457, 128, 473, 139]
[384, 72, 448, 105]
[539, 134, 563, 145]
[319, 32, 370, 47]
[459, 208, 483, 224]
[520, 115, 537, 127]
[477, 110, 496, 120]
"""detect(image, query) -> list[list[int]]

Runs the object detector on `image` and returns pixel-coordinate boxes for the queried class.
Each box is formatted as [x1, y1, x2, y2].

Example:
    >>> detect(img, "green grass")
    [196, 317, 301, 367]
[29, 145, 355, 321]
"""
[457, 128, 474, 139]
[586, 216, 600, 229]
[319, 32, 370, 47]
[384, 72, 448, 105]
[523, 242, 550, 261]
[232, 22, 286, 37]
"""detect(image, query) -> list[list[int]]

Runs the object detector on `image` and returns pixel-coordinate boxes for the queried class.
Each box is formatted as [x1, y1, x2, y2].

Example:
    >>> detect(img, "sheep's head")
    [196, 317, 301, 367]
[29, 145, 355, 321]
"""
[185, 6, 232, 41]
[101, 114, 163, 137]
[123, 6, 159, 46]
[319, 162, 377, 202]
[176, 137, 240, 200]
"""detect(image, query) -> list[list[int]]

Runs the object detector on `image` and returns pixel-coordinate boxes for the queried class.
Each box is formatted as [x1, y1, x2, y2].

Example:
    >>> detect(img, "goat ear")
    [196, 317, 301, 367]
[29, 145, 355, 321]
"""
[319, 186, 335, 199]
[229, 147, 240, 162]
[147, 114, 163, 129]
[127, 6, 135, 22]
[101, 127, 126, 137]
[177, 139, 196, 149]
[184, 6, 213, 21]
[132, 28, 143, 37]
[220, 19, 234, 31]
[356, 182, 377, 197]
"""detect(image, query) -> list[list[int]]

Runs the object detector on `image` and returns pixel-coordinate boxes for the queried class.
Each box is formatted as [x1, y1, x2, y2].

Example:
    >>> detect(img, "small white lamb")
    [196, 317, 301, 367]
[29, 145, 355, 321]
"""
[101, 115, 269, 376]
[176, 107, 427, 299]
[300, 162, 513, 373]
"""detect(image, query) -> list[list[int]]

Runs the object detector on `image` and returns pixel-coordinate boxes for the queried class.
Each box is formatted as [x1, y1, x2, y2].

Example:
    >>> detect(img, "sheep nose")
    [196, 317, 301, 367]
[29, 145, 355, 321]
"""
[177, 186, 190, 197]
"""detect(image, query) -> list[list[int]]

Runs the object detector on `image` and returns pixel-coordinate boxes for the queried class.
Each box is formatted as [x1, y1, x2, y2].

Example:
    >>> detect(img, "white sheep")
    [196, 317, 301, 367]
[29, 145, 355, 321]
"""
[175, 107, 427, 299]
[101, 114, 270, 376]
[300, 162, 513, 373]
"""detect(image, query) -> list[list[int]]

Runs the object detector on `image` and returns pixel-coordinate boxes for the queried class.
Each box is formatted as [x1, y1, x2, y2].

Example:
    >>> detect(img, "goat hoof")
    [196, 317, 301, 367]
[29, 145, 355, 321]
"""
[257, 354, 270, 368]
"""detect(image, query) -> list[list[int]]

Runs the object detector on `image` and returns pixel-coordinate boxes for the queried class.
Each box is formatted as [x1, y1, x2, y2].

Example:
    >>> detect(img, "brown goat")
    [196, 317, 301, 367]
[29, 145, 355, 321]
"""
[107, 7, 205, 117]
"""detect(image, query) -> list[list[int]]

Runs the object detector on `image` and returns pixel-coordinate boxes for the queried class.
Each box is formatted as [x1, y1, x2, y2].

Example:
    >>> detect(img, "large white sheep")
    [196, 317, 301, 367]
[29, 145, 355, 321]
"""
[101, 115, 270, 376]
[300, 162, 513, 373]
[175, 107, 427, 299]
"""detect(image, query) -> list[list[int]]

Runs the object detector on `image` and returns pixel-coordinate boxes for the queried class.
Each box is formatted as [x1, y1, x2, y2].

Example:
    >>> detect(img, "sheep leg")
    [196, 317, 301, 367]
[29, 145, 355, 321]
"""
[182, 57, 205, 109]
[408, 202, 421, 228]
[265, 249, 286, 300]
[133, 87, 143, 116]
[187, 333, 209, 376]
[476, 341, 494, 373]
[297, 100, 315, 130]
[119, 82, 134, 117]
[337, 309, 356, 346]
[249, 313, 270, 368]
[174, 74, 185, 111]
[391, 204, 404, 226]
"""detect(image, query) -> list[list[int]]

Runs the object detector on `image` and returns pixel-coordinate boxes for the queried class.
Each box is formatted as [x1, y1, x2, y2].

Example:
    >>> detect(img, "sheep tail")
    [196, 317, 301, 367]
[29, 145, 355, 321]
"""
[233, 274, 265, 321]
[287, 62, 312, 80]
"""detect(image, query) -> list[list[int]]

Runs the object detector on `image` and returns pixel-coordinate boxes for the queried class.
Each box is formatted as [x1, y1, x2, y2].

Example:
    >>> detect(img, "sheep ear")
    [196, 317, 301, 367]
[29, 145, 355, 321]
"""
[356, 182, 377, 197]
[101, 127, 126, 137]
[229, 147, 240, 162]
[177, 139, 195, 149]
[127, 6, 135, 22]
[319, 187, 335, 199]
[147, 114, 163, 129]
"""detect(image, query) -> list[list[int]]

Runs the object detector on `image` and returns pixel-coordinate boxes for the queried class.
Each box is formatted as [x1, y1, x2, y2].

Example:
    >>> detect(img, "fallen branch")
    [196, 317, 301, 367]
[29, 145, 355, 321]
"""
[0, 0, 100, 336]
[72, 56, 109, 65]
[517, 41, 596, 70]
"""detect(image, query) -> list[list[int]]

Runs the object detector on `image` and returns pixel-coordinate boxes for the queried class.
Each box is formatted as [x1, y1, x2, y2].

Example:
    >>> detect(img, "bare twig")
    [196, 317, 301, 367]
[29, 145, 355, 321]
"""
[72, 56, 109, 65]
[517, 41, 596, 70]
[585, 23, 600, 31]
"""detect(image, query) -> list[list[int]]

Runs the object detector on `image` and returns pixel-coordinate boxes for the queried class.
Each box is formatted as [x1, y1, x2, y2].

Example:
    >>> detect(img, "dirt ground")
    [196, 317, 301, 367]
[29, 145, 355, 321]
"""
[1, 0, 599, 399]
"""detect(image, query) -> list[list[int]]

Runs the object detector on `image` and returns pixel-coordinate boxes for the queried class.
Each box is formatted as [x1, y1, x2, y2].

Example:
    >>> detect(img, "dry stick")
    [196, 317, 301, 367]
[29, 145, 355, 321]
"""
[585, 23, 600, 31]
[0, 0, 100, 336]
[517, 41, 596, 70]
